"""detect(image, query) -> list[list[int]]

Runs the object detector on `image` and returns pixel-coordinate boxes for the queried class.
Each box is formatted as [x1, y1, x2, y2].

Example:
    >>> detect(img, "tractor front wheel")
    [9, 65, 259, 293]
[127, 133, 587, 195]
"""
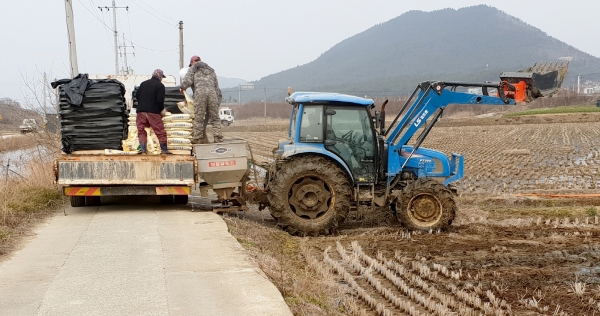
[267, 156, 351, 236]
[394, 178, 456, 231]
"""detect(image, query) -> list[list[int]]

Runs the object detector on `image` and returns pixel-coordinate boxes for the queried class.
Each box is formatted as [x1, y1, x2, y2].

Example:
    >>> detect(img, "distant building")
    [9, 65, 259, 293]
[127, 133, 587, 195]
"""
[558, 57, 573, 61]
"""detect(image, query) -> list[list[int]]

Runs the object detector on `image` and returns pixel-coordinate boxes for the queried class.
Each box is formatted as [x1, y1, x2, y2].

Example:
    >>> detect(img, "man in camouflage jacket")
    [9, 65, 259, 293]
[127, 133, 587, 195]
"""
[180, 57, 223, 143]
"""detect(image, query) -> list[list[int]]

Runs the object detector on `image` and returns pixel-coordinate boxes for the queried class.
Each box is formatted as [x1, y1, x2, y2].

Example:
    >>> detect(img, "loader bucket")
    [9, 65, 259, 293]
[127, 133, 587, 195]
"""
[500, 61, 569, 102]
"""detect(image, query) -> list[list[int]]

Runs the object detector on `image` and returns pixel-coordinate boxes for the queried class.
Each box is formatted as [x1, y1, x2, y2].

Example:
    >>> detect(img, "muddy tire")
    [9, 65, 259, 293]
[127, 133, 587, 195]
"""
[267, 156, 351, 236]
[70, 196, 85, 207]
[395, 178, 456, 231]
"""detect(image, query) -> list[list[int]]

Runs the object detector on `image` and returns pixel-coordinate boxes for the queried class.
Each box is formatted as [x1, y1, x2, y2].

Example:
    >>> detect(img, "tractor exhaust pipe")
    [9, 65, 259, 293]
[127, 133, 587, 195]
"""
[379, 99, 388, 134]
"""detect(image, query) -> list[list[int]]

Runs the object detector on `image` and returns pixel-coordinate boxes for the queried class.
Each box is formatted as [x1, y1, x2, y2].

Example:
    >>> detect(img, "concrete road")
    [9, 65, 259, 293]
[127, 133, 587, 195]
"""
[0, 197, 292, 316]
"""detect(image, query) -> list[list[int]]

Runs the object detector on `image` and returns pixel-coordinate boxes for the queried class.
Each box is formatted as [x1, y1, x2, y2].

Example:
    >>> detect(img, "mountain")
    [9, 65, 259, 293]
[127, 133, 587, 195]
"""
[232, 5, 600, 102]
[217, 76, 248, 89]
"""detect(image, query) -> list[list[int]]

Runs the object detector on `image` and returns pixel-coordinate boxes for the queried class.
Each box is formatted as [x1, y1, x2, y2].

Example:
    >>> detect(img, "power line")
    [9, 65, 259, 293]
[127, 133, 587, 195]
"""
[121, 0, 137, 67]
[76, 0, 114, 47]
[86, 0, 113, 47]
[75, 0, 177, 54]
[121, 37, 177, 52]
[97, 1, 129, 74]
[133, 0, 177, 23]
[129, 0, 177, 27]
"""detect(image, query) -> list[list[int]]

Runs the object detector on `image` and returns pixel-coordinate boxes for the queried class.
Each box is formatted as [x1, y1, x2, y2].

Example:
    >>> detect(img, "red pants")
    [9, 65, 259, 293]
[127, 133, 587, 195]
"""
[136, 112, 167, 143]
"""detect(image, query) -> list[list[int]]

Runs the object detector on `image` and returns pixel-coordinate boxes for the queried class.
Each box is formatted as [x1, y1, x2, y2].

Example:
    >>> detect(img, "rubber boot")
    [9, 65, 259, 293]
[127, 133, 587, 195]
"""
[160, 143, 172, 154]
[140, 143, 147, 154]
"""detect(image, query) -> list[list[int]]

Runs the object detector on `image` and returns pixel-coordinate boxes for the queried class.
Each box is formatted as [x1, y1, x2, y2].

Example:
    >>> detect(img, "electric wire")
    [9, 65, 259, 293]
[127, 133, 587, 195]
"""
[121, 38, 177, 52]
[76, 0, 114, 47]
[86, 0, 113, 47]
[75, 0, 178, 53]
[129, 0, 177, 27]
[121, 0, 137, 68]
[129, 0, 177, 23]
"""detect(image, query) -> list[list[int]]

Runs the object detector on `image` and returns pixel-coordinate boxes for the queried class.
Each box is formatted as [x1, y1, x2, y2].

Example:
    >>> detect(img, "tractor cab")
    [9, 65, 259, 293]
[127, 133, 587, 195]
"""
[281, 92, 378, 183]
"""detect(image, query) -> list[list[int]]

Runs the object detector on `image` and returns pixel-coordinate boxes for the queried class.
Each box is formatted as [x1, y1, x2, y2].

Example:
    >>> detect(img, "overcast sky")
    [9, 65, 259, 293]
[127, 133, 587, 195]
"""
[1, 0, 599, 105]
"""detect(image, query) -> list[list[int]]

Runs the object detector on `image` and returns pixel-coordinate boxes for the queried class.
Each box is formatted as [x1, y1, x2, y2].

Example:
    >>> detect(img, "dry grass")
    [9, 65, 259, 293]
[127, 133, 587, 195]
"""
[223, 215, 349, 315]
[0, 144, 64, 257]
[0, 134, 36, 152]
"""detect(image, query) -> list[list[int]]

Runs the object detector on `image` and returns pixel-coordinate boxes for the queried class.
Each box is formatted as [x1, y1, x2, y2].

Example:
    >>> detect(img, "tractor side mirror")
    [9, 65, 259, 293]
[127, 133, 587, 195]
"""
[325, 109, 336, 116]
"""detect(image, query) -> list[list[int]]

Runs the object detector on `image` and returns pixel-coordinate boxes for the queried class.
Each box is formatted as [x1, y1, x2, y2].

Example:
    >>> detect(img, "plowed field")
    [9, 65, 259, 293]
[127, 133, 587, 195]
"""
[223, 115, 600, 315]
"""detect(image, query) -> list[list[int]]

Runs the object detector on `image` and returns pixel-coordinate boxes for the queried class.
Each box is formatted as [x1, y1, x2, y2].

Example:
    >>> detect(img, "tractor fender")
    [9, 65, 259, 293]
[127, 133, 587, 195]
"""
[279, 143, 354, 182]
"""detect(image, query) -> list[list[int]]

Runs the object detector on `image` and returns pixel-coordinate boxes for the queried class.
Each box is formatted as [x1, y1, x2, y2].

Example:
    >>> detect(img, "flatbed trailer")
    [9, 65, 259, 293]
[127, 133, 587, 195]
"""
[55, 154, 197, 207]
[54, 140, 256, 210]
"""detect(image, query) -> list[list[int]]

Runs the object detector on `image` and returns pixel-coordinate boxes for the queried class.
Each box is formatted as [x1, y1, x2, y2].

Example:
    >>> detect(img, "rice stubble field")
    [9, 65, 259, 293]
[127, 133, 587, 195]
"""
[223, 113, 600, 315]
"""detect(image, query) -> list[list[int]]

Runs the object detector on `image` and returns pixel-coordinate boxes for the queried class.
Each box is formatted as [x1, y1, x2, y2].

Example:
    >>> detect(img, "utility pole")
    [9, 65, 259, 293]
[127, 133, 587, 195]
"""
[120, 33, 134, 75]
[179, 21, 184, 69]
[578, 74, 581, 94]
[264, 87, 267, 127]
[64, 0, 79, 77]
[99, 1, 128, 75]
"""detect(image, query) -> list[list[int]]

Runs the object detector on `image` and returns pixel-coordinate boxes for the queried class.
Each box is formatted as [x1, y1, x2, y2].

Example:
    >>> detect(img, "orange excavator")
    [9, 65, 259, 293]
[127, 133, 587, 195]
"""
[499, 61, 570, 103]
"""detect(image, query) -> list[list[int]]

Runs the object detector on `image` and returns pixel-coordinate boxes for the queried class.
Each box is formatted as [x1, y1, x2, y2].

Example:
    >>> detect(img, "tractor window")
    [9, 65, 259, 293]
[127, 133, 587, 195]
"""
[325, 107, 376, 182]
[299, 105, 323, 142]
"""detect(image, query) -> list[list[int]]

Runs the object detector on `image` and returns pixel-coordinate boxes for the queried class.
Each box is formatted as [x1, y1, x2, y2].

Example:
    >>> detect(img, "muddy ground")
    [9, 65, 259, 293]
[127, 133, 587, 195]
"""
[223, 113, 600, 315]
[224, 196, 600, 316]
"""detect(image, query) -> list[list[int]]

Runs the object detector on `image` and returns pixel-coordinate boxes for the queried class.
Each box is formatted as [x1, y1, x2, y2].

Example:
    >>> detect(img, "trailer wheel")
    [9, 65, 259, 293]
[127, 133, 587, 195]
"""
[394, 178, 456, 231]
[70, 196, 85, 207]
[221, 120, 230, 126]
[267, 156, 351, 236]
[159, 195, 174, 204]
[174, 195, 188, 204]
[86, 196, 101, 206]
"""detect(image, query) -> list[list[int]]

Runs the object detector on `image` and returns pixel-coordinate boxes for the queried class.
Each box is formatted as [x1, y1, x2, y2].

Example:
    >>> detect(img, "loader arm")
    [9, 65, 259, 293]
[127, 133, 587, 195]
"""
[383, 81, 515, 182]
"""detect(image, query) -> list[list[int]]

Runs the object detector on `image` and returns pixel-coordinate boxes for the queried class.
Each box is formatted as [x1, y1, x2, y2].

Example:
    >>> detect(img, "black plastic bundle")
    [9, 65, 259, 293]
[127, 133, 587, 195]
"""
[132, 86, 139, 108]
[164, 87, 185, 114]
[53, 74, 127, 153]
[132, 85, 185, 114]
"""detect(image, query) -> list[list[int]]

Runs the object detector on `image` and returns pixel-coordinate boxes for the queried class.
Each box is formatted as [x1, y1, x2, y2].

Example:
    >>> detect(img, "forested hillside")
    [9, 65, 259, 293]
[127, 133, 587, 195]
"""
[231, 5, 600, 101]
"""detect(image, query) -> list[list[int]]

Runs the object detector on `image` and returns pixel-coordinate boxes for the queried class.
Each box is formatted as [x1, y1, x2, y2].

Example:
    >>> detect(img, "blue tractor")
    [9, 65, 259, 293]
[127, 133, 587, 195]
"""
[265, 81, 518, 236]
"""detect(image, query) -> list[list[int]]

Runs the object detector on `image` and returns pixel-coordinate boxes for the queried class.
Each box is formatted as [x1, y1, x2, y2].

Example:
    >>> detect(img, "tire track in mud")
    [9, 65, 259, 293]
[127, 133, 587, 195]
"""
[226, 120, 600, 315]
[305, 217, 600, 315]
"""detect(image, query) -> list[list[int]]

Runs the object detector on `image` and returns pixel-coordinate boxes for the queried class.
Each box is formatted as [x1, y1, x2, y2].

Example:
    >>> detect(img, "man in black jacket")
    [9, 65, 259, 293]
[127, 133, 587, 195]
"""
[136, 69, 171, 154]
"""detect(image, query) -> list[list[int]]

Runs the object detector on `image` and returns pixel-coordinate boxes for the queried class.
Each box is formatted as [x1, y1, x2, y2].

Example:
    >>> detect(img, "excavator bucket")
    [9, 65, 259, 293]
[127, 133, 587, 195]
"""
[499, 61, 569, 103]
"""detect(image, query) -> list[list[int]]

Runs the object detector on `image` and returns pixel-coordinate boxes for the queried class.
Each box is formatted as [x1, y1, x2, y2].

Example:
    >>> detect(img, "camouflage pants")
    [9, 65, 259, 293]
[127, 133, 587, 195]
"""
[192, 92, 222, 143]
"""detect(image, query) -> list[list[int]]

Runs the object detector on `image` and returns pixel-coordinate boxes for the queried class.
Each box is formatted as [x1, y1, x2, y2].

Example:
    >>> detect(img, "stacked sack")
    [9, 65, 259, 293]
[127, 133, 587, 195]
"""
[53, 75, 127, 153]
[163, 113, 193, 152]
[122, 109, 161, 155]
[121, 109, 194, 155]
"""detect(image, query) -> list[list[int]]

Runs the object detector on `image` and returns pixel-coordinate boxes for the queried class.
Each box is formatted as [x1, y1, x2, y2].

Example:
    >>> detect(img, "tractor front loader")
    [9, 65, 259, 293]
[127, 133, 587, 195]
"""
[499, 61, 569, 102]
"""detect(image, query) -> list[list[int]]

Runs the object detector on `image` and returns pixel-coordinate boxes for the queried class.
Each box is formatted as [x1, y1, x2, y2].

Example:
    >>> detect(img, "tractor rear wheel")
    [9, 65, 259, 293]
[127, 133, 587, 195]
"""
[394, 178, 456, 231]
[267, 156, 351, 236]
